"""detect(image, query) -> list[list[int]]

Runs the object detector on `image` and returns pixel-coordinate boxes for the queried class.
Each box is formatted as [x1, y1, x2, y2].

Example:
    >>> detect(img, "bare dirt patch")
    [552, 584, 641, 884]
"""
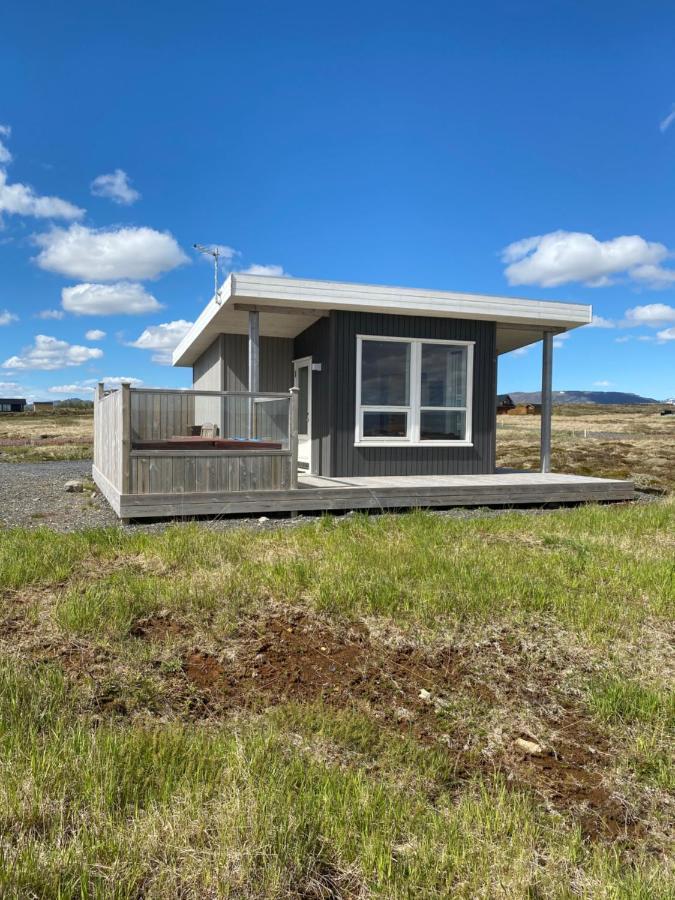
[180, 611, 642, 843]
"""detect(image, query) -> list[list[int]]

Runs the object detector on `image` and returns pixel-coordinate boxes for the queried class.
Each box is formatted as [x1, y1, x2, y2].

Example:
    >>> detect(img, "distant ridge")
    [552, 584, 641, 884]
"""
[506, 390, 660, 406]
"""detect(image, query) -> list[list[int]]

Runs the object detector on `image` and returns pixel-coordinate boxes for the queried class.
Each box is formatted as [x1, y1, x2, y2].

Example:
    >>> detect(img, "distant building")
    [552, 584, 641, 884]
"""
[496, 394, 515, 414]
[32, 401, 55, 413]
[0, 398, 27, 413]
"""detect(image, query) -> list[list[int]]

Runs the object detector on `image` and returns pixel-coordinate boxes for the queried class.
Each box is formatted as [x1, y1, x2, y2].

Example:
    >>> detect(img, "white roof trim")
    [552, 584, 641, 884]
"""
[173, 274, 591, 366]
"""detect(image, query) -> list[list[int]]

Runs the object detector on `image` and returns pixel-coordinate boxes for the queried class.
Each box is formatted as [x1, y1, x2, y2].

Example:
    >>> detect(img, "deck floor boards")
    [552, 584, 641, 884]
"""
[95, 468, 635, 520]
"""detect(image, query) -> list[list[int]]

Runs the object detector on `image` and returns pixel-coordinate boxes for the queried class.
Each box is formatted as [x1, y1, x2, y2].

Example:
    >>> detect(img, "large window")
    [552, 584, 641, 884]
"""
[355, 336, 473, 445]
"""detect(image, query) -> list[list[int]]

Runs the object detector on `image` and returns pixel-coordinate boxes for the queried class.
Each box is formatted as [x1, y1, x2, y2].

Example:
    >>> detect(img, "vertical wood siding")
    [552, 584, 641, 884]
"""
[329, 312, 496, 477]
[93, 388, 125, 490]
[129, 452, 292, 494]
[129, 391, 196, 442]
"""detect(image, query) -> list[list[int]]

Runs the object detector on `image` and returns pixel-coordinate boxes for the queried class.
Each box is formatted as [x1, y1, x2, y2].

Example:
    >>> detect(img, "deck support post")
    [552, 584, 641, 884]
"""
[121, 381, 131, 494]
[540, 330, 553, 473]
[247, 310, 260, 438]
[289, 386, 299, 489]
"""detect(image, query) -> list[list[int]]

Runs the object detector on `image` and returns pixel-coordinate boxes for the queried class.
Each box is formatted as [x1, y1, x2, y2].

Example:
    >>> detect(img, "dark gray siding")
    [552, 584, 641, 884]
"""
[218, 334, 294, 392]
[293, 317, 333, 475]
[330, 311, 496, 477]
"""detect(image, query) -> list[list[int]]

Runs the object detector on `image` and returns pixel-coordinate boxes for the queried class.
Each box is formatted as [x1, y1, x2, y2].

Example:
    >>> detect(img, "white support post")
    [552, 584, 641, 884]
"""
[540, 331, 553, 473]
[248, 310, 260, 438]
[289, 386, 299, 489]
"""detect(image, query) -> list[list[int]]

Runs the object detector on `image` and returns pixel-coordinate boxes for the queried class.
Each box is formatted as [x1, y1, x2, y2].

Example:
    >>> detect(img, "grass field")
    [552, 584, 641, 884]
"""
[0, 501, 673, 896]
[3, 405, 673, 494]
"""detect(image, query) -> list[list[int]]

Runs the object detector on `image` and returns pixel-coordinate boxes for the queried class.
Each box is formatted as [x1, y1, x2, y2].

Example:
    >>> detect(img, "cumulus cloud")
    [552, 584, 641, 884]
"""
[0, 125, 12, 165]
[85, 328, 106, 340]
[33, 224, 188, 280]
[624, 303, 675, 327]
[656, 326, 675, 341]
[0, 126, 84, 222]
[61, 282, 162, 315]
[593, 380, 614, 387]
[615, 336, 631, 343]
[239, 263, 289, 276]
[659, 106, 675, 133]
[129, 319, 193, 364]
[1, 334, 103, 370]
[48, 375, 143, 394]
[0, 309, 18, 326]
[588, 314, 615, 328]
[0, 170, 85, 221]
[35, 308, 64, 320]
[0, 381, 21, 390]
[90, 169, 140, 205]
[502, 231, 675, 288]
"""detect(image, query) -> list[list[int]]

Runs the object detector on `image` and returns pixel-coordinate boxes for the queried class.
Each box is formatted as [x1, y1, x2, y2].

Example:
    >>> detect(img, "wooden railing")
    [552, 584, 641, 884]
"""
[93, 384, 299, 497]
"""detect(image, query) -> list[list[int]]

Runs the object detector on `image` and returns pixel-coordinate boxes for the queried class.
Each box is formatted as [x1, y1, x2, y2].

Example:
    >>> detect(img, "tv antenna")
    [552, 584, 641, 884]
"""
[193, 244, 224, 303]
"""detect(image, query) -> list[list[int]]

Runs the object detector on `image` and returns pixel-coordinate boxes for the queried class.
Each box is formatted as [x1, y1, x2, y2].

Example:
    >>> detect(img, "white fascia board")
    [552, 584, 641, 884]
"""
[173, 273, 592, 367]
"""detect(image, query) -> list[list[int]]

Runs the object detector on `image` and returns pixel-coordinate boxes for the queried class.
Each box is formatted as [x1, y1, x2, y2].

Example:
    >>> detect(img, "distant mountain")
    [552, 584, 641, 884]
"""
[506, 390, 660, 406]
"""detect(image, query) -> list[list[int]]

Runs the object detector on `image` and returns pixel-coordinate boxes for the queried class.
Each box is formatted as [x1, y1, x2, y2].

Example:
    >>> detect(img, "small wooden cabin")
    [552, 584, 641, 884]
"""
[92, 275, 634, 519]
[496, 394, 515, 414]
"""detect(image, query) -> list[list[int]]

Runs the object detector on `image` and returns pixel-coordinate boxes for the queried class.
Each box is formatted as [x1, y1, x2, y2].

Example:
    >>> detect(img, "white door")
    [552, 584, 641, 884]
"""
[293, 357, 312, 470]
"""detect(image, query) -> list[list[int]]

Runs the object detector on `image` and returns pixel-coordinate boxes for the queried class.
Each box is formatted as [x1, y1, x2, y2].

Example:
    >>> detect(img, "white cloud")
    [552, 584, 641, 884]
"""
[656, 326, 675, 341]
[85, 328, 106, 340]
[47, 383, 95, 394]
[35, 308, 64, 320]
[502, 231, 674, 288]
[129, 319, 193, 364]
[593, 380, 614, 387]
[624, 303, 675, 327]
[659, 106, 675, 133]
[90, 169, 140, 205]
[0, 125, 12, 165]
[615, 336, 631, 343]
[0, 309, 18, 326]
[0, 126, 84, 221]
[48, 375, 143, 394]
[0, 170, 84, 221]
[588, 314, 615, 328]
[2, 335, 103, 370]
[239, 263, 289, 276]
[33, 224, 188, 280]
[62, 282, 162, 315]
[197, 244, 239, 263]
[99, 375, 143, 388]
[0, 381, 20, 390]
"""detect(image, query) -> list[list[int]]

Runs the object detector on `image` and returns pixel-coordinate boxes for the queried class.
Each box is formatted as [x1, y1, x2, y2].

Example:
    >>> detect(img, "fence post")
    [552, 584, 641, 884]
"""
[289, 386, 299, 489]
[121, 382, 131, 495]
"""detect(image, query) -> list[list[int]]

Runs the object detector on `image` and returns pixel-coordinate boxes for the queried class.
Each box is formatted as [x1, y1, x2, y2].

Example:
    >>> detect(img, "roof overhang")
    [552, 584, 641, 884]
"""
[173, 274, 592, 366]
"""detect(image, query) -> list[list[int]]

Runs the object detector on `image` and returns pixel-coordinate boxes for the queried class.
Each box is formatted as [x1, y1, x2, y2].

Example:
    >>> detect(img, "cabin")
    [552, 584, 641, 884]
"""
[0, 398, 26, 413]
[32, 401, 55, 413]
[92, 275, 634, 519]
[496, 394, 515, 414]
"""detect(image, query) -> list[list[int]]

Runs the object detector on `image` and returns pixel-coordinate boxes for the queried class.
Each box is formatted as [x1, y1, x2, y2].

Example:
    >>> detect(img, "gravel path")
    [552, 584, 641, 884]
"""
[0, 461, 119, 530]
[0, 460, 652, 534]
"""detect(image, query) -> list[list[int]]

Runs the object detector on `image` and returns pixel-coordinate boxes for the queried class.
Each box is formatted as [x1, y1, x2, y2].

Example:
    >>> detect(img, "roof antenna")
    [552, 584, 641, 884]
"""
[193, 244, 224, 304]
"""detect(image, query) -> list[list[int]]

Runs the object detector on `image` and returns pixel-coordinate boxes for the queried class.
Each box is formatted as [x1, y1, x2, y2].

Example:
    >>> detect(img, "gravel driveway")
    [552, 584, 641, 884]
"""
[0, 461, 119, 530]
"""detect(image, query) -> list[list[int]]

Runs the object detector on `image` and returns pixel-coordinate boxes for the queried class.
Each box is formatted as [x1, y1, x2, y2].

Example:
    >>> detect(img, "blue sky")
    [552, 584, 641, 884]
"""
[0, 0, 673, 401]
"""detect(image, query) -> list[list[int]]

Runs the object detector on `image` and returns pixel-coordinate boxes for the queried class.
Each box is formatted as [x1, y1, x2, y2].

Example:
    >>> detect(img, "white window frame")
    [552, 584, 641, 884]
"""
[354, 335, 474, 447]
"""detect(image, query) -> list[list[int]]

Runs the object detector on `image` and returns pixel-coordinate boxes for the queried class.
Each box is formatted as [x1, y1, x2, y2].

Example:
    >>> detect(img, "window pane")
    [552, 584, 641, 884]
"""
[363, 411, 407, 438]
[420, 410, 466, 441]
[361, 340, 410, 406]
[421, 344, 467, 407]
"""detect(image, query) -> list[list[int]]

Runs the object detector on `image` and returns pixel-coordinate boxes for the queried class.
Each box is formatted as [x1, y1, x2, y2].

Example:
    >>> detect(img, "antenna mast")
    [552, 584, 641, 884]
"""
[193, 244, 223, 303]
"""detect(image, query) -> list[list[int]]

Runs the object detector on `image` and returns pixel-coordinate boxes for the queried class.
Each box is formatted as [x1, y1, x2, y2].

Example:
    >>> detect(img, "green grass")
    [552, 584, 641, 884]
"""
[0, 443, 92, 462]
[0, 501, 673, 896]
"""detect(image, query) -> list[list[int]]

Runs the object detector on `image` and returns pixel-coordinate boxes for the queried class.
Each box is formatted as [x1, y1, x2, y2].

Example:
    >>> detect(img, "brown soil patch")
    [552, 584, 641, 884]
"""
[130, 614, 186, 640]
[181, 612, 639, 842]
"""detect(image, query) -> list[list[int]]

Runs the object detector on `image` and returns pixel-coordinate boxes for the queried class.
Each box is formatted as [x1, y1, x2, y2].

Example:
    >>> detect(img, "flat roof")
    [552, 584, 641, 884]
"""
[173, 273, 592, 366]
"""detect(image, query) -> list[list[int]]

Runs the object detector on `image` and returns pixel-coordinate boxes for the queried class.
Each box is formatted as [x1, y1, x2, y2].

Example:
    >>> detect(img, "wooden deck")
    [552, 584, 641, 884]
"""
[96, 469, 634, 520]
